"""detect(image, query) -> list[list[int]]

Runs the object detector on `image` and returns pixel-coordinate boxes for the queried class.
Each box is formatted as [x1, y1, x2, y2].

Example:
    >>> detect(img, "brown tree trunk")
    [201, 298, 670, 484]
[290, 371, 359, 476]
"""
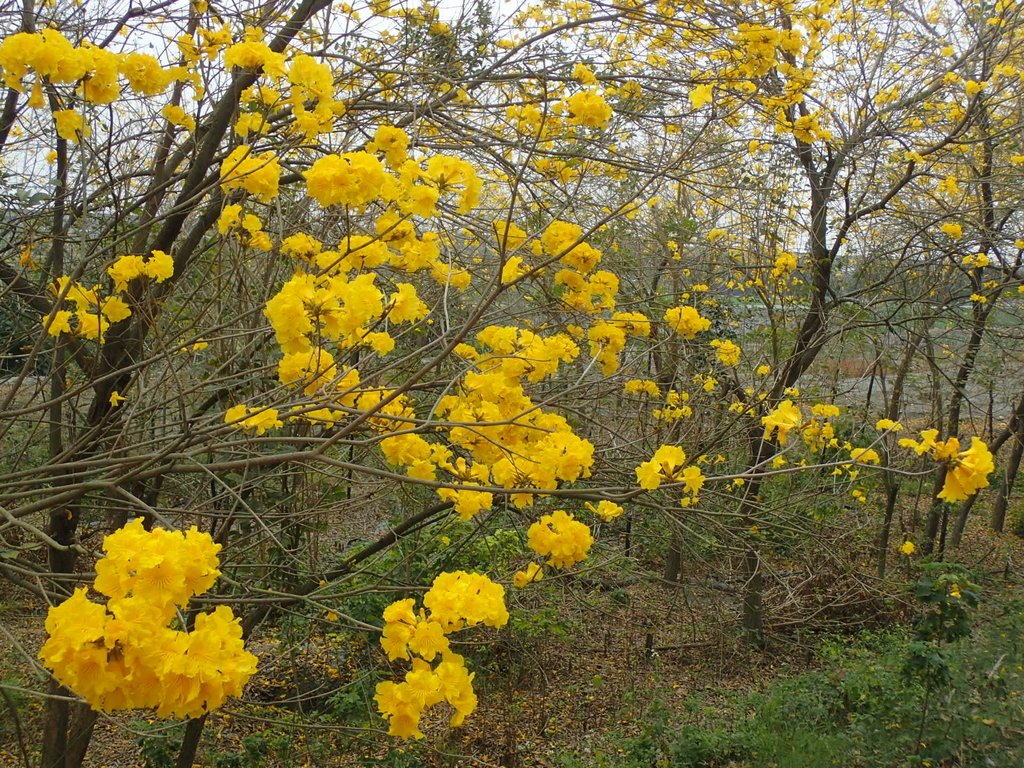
[663, 529, 683, 583]
[992, 433, 1024, 534]
[875, 328, 921, 577]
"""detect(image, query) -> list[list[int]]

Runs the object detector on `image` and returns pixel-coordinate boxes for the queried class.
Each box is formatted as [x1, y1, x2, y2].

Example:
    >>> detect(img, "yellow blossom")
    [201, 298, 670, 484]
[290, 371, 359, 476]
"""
[762, 400, 803, 445]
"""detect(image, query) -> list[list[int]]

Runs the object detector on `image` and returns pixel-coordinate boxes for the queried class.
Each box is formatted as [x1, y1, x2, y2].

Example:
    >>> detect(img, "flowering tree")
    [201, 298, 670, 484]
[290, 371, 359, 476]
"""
[0, 0, 1018, 765]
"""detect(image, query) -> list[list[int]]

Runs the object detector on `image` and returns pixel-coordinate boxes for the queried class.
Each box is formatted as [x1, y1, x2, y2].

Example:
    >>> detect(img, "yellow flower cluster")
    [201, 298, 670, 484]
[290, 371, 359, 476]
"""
[664, 305, 711, 339]
[224, 404, 283, 435]
[437, 458, 493, 520]
[771, 251, 799, 280]
[624, 378, 661, 397]
[963, 252, 990, 269]
[899, 430, 995, 502]
[219, 146, 281, 201]
[677, 3, 832, 141]
[375, 325, 595, 510]
[527, 510, 593, 568]
[38, 520, 257, 719]
[761, 399, 804, 445]
[162, 104, 195, 132]
[107, 251, 175, 290]
[43, 281, 112, 342]
[850, 448, 881, 465]
[653, 389, 693, 422]
[565, 89, 613, 128]
[42, 251, 173, 344]
[801, 404, 839, 453]
[711, 338, 741, 367]
[775, 109, 832, 144]
[366, 125, 410, 168]
[223, 28, 285, 75]
[53, 109, 86, 142]
[876, 419, 903, 432]
[305, 151, 389, 208]
[245, 219, 440, 428]
[0, 30, 180, 143]
[376, 572, 508, 738]
[217, 205, 272, 250]
[513, 561, 544, 588]
[288, 53, 335, 103]
[423, 155, 482, 214]
[635, 445, 705, 503]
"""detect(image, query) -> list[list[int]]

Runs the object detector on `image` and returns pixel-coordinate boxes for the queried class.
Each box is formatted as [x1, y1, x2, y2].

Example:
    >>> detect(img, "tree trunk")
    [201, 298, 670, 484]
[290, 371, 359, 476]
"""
[175, 715, 209, 768]
[39, 681, 70, 768]
[875, 327, 920, 577]
[663, 529, 683, 582]
[992, 433, 1024, 534]
[65, 704, 97, 768]
[741, 546, 764, 646]
[876, 485, 899, 578]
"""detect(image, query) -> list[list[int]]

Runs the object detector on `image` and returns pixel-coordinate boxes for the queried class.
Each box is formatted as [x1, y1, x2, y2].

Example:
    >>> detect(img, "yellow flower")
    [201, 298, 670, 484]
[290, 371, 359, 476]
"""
[938, 437, 994, 502]
[423, 571, 509, 631]
[42, 310, 73, 337]
[118, 52, 173, 96]
[75, 312, 108, 341]
[636, 445, 688, 490]
[937, 175, 960, 195]
[38, 521, 256, 719]
[964, 79, 986, 96]
[513, 562, 544, 588]
[223, 31, 285, 76]
[143, 250, 174, 283]
[624, 379, 661, 397]
[527, 510, 593, 569]
[899, 428, 939, 456]
[107, 255, 145, 291]
[585, 500, 624, 522]
[53, 109, 86, 143]
[850, 448, 880, 465]
[219, 146, 281, 201]
[899, 540, 915, 556]
[437, 487, 493, 521]
[689, 83, 713, 109]
[304, 151, 387, 208]
[162, 104, 195, 132]
[571, 62, 597, 85]
[407, 620, 450, 661]
[664, 305, 711, 339]
[100, 296, 131, 323]
[940, 222, 963, 240]
[762, 400, 803, 445]
[565, 89, 612, 128]
[224, 405, 282, 435]
[710, 338, 741, 367]
[679, 466, 705, 498]
[366, 124, 410, 168]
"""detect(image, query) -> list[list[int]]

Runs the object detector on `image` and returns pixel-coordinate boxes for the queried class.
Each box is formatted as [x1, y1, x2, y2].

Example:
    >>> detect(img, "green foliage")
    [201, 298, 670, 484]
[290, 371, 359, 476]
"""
[134, 720, 183, 768]
[556, 591, 1024, 768]
[910, 563, 980, 645]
